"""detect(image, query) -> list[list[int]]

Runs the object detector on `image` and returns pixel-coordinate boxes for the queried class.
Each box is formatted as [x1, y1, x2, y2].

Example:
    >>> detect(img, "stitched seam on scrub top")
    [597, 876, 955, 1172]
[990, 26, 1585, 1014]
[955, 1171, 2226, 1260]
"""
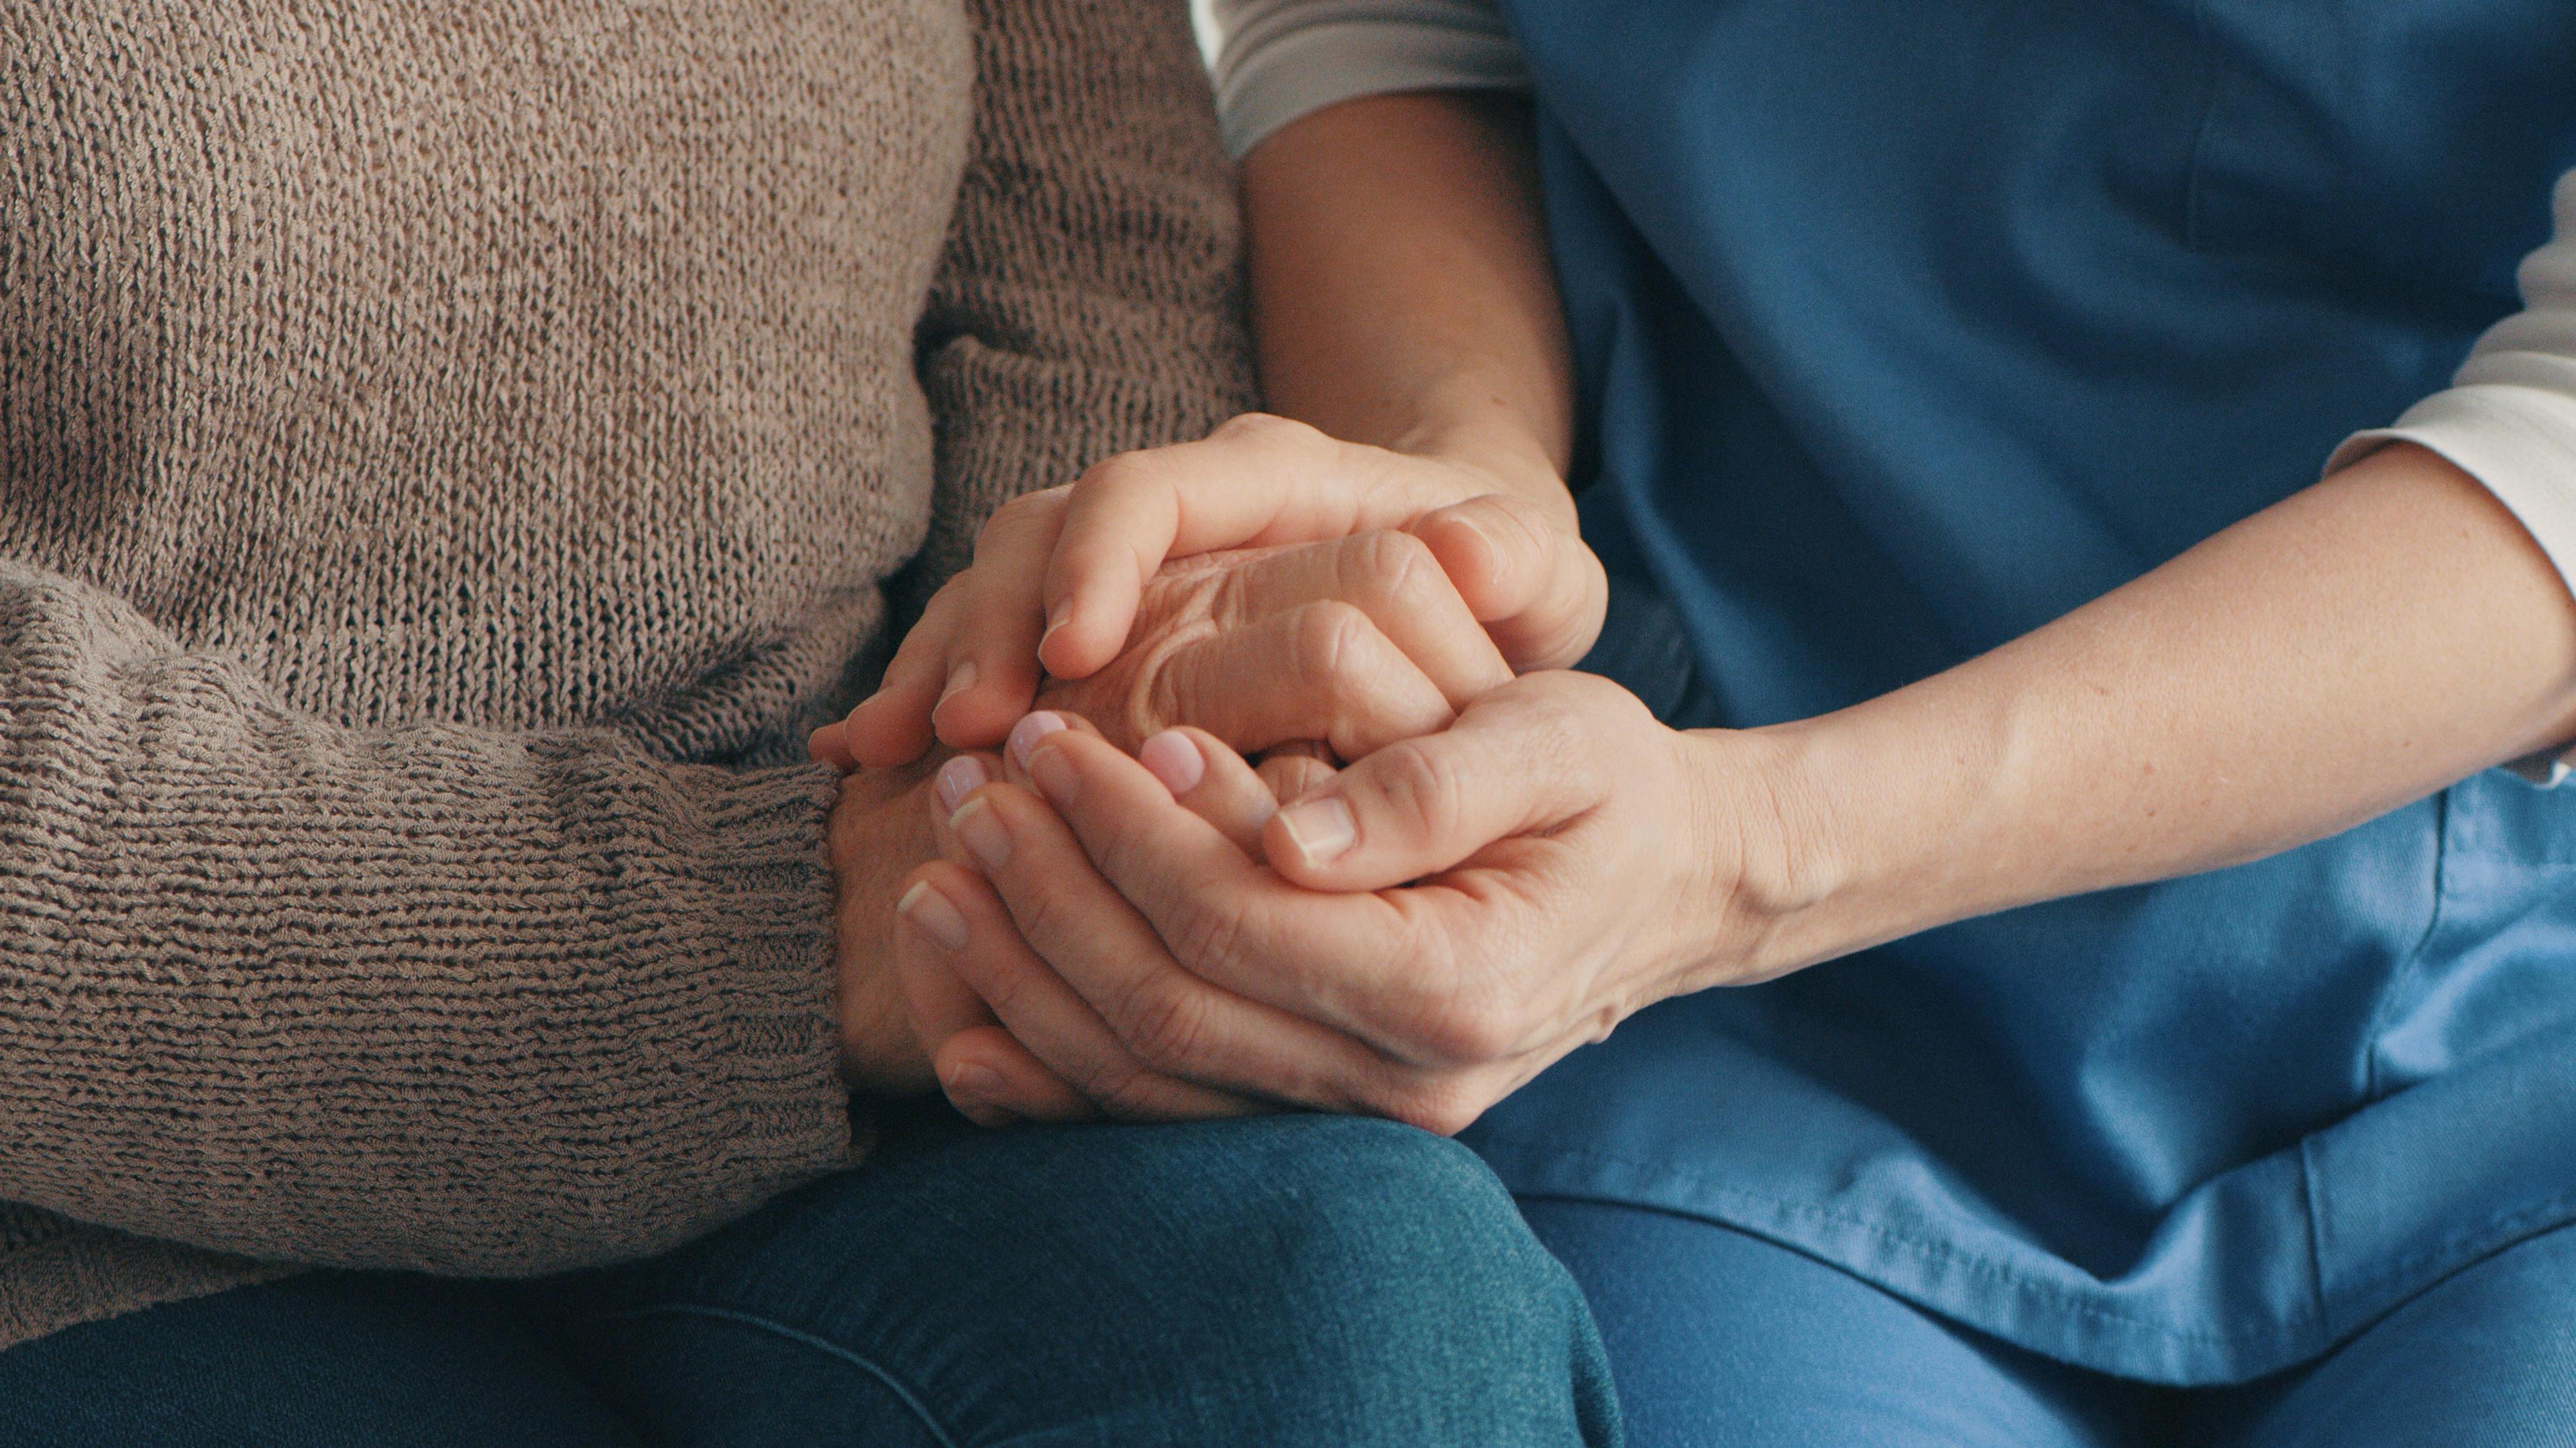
[2361, 783, 2454, 1102]
[588, 1302, 963, 1448]
[2182, 0, 2224, 250]
[1472, 1136, 2296, 1346]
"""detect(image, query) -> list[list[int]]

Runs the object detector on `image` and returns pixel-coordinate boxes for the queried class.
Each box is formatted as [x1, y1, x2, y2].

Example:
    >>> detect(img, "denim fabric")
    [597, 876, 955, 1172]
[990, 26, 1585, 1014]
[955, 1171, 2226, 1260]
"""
[0, 1273, 643, 1448]
[0, 1110, 1620, 1448]
[548, 1110, 1620, 1448]
[1521, 1195, 2576, 1448]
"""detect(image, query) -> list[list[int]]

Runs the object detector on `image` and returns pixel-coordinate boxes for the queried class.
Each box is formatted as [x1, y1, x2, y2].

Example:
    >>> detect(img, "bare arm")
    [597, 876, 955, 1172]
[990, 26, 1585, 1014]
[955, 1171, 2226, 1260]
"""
[1735, 443, 2576, 979]
[1240, 92, 1574, 514]
[1232, 94, 2576, 981]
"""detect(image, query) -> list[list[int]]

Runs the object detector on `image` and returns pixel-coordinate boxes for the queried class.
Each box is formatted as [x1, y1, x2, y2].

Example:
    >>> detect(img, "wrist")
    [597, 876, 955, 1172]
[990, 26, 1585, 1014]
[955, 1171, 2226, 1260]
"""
[1667, 724, 1838, 990]
[826, 769, 940, 1095]
[1674, 701, 2004, 989]
[1384, 383, 1575, 526]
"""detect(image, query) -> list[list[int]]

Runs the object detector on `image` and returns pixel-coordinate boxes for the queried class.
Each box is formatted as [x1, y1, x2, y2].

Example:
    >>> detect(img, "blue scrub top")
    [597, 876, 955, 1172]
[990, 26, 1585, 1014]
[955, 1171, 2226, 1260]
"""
[1459, 0, 2576, 1384]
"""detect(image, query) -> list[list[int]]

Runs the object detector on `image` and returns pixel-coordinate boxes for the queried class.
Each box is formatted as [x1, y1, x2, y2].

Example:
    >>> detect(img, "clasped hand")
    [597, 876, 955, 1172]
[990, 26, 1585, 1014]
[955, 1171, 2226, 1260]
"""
[816, 416, 1785, 1133]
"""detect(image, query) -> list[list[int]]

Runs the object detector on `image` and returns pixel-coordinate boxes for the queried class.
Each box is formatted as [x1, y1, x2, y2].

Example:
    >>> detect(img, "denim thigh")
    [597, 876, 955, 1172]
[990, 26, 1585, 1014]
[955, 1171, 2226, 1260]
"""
[541, 1109, 1622, 1448]
[0, 1271, 641, 1448]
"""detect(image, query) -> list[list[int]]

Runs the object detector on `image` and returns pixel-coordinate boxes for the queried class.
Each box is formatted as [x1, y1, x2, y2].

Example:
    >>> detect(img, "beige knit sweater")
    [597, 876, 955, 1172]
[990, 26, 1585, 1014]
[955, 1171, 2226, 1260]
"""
[0, 0, 1254, 1349]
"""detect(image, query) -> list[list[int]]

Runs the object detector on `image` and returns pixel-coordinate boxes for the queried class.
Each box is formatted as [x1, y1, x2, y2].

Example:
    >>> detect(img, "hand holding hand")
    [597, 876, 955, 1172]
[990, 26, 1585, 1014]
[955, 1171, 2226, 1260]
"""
[817, 414, 1605, 769]
[894, 677, 1801, 1133]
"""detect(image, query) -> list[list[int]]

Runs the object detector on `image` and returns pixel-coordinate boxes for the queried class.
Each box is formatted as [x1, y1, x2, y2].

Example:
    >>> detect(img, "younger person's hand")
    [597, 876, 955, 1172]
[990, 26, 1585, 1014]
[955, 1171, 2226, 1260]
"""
[815, 414, 1605, 769]
[887, 714, 1307, 1126]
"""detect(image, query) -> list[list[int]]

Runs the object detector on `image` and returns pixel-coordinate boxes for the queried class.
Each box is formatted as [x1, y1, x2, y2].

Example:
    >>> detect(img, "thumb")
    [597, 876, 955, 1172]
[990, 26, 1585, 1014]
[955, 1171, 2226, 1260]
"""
[1411, 493, 1608, 671]
[1260, 677, 1603, 892]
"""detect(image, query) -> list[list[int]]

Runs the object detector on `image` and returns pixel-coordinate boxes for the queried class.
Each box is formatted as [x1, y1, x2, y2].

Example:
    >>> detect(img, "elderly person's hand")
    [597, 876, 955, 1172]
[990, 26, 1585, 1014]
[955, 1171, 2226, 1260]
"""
[892, 674, 1807, 1132]
[816, 414, 1605, 771]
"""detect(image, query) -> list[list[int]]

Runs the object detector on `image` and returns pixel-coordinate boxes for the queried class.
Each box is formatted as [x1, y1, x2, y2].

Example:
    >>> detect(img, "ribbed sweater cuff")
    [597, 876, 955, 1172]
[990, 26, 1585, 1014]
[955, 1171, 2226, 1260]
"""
[661, 762, 857, 1180]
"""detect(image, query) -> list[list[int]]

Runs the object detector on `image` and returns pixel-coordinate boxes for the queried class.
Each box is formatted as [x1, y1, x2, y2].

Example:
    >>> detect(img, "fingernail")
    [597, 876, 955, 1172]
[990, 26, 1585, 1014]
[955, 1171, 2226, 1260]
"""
[1138, 730, 1204, 796]
[1041, 599, 1073, 649]
[1277, 797, 1356, 865]
[951, 797, 1012, 871]
[1008, 711, 1068, 770]
[943, 1063, 1018, 1126]
[1028, 744, 1080, 807]
[1453, 510, 1504, 563]
[934, 755, 989, 814]
[896, 879, 970, 951]
[937, 660, 977, 707]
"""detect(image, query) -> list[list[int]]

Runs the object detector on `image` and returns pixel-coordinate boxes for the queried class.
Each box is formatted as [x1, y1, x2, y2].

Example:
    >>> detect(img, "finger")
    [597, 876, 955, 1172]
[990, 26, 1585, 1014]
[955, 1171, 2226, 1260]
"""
[1150, 601, 1457, 761]
[808, 720, 857, 771]
[1212, 531, 1513, 707]
[894, 860, 1004, 1050]
[935, 1026, 1098, 1125]
[1004, 726, 1497, 1067]
[1138, 726, 1281, 855]
[843, 583, 965, 769]
[897, 852, 1259, 1121]
[1039, 416, 1465, 679]
[1256, 747, 1339, 801]
[892, 862, 1080, 1127]
[1410, 493, 1610, 670]
[1263, 674, 1615, 891]
[928, 490, 1069, 752]
[1010, 711, 1283, 856]
[934, 768, 1409, 1110]
[921, 750, 1009, 828]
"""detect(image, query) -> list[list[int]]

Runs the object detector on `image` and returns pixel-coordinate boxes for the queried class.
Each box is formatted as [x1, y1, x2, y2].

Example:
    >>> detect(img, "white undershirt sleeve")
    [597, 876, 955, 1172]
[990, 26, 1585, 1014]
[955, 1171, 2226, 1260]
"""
[2326, 168, 2576, 783]
[1208, 0, 1527, 158]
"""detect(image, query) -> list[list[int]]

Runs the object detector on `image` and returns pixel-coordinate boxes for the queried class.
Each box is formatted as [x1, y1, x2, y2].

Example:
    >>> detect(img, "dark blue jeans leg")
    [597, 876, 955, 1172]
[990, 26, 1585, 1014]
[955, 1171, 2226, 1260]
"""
[541, 1110, 1623, 1448]
[0, 1271, 643, 1448]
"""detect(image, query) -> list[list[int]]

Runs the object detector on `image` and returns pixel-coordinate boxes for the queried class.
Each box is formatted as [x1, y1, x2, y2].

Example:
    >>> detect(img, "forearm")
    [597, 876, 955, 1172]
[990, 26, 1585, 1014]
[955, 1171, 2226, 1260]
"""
[0, 565, 851, 1274]
[1718, 443, 2576, 981]
[1242, 91, 1574, 513]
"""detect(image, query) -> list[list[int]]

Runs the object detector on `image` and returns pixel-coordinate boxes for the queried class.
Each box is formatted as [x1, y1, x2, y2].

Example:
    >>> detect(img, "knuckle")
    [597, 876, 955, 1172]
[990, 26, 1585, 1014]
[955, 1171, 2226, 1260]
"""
[1291, 600, 1374, 687]
[1008, 873, 1083, 956]
[1113, 979, 1211, 1076]
[1513, 681, 1609, 791]
[1415, 989, 1519, 1066]
[1214, 411, 1319, 451]
[1374, 1077, 1487, 1138]
[1349, 528, 1439, 606]
[1126, 634, 1200, 745]
[1363, 738, 1464, 844]
[1085, 1058, 1169, 1121]
[1165, 894, 1256, 981]
[1073, 449, 1170, 505]
[974, 490, 1059, 554]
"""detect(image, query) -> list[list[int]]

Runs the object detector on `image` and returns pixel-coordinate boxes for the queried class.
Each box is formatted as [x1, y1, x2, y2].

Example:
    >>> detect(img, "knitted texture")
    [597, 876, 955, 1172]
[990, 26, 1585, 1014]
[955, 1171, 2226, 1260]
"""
[0, 0, 1254, 1349]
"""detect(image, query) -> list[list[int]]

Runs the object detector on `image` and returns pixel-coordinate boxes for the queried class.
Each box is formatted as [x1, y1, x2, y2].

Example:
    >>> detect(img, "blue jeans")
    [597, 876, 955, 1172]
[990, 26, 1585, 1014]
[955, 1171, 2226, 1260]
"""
[0, 1111, 1620, 1447]
[1523, 1197, 2576, 1448]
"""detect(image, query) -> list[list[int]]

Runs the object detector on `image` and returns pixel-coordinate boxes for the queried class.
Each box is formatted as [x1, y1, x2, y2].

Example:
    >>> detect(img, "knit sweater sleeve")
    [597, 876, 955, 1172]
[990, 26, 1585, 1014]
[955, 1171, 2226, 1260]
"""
[0, 561, 851, 1276]
[908, 0, 1261, 594]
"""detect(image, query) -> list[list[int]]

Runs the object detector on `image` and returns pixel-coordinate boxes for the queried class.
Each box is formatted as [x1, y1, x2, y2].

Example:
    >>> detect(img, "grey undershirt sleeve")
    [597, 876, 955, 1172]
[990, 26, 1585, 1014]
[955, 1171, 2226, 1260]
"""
[1208, 0, 1527, 158]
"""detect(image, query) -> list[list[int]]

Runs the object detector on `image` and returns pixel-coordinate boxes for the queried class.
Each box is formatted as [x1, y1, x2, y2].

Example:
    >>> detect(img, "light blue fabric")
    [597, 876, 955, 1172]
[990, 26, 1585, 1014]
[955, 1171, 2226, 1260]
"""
[1462, 0, 2576, 1385]
[1520, 1196, 2576, 1447]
